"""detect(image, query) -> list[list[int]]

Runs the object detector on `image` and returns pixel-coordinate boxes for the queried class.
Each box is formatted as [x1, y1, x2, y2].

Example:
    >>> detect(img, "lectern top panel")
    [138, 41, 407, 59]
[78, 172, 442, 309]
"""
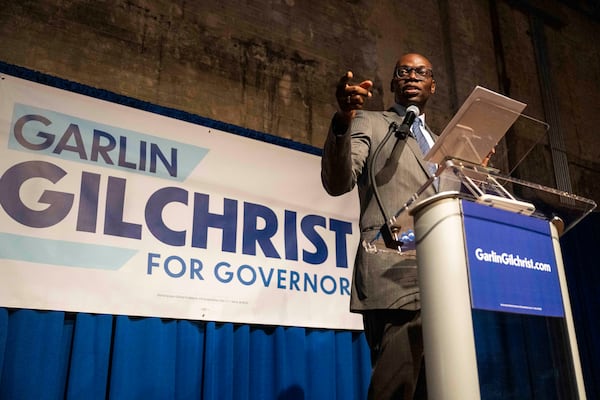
[424, 86, 527, 165]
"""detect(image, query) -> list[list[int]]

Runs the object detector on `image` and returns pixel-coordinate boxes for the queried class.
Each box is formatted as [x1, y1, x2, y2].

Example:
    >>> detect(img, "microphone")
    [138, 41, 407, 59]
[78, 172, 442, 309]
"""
[396, 105, 420, 137]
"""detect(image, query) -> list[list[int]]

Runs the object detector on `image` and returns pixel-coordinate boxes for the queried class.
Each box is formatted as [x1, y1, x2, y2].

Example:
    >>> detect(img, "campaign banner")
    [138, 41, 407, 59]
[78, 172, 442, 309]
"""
[463, 201, 564, 317]
[0, 74, 363, 330]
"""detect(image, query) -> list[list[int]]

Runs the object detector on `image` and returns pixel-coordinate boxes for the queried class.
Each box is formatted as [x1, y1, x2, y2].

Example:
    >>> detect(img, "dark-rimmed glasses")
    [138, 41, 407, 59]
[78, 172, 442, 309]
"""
[394, 66, 433, 79]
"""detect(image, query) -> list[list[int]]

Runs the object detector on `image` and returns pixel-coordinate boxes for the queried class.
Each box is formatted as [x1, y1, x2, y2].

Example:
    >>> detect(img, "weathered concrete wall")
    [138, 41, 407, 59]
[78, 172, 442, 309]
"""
[0, 0, 598, 205]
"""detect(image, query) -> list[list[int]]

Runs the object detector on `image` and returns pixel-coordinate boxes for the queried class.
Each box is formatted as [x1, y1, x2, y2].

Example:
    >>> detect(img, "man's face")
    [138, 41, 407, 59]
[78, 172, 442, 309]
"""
[391, 53, 436, 111]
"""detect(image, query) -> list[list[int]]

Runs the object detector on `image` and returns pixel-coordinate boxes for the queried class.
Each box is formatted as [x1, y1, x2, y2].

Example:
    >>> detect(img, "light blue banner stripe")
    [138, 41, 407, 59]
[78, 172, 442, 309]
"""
[0, 233, 137, 270]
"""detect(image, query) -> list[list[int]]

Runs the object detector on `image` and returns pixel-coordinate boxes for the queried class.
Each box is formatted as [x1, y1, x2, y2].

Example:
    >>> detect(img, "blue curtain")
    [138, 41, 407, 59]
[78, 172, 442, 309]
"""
[0, 309, 370, 399]
[561, 212, 600, 399]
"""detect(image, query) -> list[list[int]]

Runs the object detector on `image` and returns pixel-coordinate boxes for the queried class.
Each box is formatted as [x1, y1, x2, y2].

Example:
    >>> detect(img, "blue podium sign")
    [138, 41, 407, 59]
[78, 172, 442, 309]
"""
[462, 201, 564, 317]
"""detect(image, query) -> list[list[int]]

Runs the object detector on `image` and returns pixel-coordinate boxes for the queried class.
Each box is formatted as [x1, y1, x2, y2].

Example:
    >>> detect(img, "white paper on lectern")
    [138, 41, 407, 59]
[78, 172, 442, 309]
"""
[425, 86, 527, 165]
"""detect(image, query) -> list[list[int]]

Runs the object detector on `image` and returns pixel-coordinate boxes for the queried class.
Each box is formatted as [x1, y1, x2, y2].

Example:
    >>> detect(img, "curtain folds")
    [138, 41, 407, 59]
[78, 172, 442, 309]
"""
[0, 309, 370, 399]
[561, 211, 600, 399]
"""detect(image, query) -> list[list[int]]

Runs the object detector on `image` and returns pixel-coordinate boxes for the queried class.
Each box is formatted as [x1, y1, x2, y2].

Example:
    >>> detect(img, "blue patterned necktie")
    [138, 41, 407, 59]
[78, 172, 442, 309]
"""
[412, 118, 438, 185]
[412, 118, 430, 155]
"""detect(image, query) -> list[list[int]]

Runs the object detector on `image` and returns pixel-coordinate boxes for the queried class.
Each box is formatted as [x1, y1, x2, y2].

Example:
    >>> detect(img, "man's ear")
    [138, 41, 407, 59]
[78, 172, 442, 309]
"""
[431, 79, 436, 94]
[390, 79, 397, 93]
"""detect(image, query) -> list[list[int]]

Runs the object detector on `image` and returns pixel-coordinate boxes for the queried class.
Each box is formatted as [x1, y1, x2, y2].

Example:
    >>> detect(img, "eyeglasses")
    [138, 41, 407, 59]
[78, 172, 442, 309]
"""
[394, 66, 433, 79]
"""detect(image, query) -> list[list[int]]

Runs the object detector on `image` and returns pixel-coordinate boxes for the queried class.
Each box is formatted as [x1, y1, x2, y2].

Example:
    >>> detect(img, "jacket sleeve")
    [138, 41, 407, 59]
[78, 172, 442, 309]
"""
[320, 112, 371, 196]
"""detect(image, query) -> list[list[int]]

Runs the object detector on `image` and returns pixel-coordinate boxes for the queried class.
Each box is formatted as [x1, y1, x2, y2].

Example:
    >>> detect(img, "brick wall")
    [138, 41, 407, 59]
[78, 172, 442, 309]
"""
[0, 0, 598, 205]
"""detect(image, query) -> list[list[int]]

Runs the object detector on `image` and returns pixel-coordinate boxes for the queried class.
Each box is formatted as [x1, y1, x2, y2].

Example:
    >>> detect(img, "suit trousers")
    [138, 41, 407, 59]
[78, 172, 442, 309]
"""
[363, 309, 427, 400]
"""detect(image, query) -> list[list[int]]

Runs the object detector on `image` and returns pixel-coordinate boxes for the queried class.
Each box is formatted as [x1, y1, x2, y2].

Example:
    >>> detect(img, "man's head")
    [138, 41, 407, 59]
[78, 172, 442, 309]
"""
[390, 53, 436, 113]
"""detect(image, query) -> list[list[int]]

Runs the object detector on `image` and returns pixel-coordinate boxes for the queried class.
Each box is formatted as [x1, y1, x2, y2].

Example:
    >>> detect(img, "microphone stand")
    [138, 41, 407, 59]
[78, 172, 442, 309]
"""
[368, 121, 405, 249]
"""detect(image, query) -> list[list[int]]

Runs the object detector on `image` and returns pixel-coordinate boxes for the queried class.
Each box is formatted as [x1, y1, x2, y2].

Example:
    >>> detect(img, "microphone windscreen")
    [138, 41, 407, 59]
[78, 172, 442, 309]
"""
[406, 104, 420, 115]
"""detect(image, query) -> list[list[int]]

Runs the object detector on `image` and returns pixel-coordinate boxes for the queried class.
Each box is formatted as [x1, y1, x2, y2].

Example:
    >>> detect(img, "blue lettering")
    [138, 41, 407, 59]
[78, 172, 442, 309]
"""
[206, 262, 349, 295]
[0, 161, 73, 228]
[147, 253, 161, 274]
[91, 130, 116, 164]
[139, 141, 147, 171]
[339, 277, 350, 295]
[164, 255, 186, 278]
[53, 123, 87, 159]
[284, 210, 298, 261]
[320, 275, 336, 295]
[237, 264, 257, 286]
[301, 215, 327, 265]
[242, 202, 280, 258]
[190, 258, 204, 279]
[0, 159, 355, 267]
[76, 172, 101, 232]
[192, 193, 237, 252]
[258, 266, 274, 286]
[215, 261, 233, 283]
[118, 135, 136, 170]
[329, 218, 352, 268]
[150, 143, 177, 177]
[147, 252, 204, 279]
[103, 176, 142, 239]
[304, 273, 317, 293]
[146, 187, 188, 246]
[13, 114, 54, 150]
[13, 114, 177, 176]
[276, 268, 287, 289]
[289, 270, 300, 290]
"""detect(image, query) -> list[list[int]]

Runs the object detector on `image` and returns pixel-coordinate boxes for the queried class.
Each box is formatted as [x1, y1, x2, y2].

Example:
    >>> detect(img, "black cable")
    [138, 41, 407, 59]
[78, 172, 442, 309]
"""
[368, 121, 404, 248]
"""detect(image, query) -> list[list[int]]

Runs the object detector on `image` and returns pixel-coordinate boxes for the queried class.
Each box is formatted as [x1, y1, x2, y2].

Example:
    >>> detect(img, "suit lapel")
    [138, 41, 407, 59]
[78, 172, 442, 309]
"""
[386, 105, 439, 184]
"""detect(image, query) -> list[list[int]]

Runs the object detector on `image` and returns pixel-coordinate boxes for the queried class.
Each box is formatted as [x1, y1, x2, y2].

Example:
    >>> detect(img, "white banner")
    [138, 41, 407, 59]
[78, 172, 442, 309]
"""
[0, 74, 363, 330]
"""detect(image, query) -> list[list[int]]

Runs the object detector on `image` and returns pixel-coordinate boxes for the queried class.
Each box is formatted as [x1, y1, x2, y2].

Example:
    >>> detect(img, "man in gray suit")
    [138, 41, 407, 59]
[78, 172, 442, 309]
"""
[321, 53, 437, 399]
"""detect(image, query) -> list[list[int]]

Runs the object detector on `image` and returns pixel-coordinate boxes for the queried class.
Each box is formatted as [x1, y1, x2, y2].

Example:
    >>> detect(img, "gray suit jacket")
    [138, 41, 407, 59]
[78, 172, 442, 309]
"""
[321, 104, 438, 312]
